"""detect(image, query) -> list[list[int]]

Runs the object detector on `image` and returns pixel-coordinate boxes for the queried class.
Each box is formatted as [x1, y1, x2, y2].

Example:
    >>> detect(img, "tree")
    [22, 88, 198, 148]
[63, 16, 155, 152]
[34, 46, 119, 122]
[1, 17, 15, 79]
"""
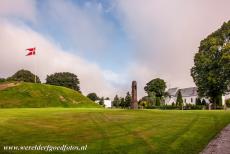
[144, 78, 166, 106]
[46, 72, 80, 92]
[201, 99, 207, 105]
[99, 97, 104, 106]
[124, 92, 131, 108]
[196, 98, 202, 105]
[112, 95, 120, 108]
[176, 90, 183, 107]
[87, 93, 99, 101]
[120, 97, 125, 108]
[7, 69, 41, 83]
[191, 21, 230, 107]
[0, 78, 5, 83]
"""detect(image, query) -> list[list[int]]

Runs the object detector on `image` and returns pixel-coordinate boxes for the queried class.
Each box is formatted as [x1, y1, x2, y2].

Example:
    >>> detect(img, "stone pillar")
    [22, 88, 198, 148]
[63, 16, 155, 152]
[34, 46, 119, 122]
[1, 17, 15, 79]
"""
[131, 81, 138, 109]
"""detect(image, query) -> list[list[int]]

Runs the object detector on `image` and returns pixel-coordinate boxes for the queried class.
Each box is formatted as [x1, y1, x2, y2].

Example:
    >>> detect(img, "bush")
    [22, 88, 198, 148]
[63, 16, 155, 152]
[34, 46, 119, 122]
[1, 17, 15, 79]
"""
[46, 72, 80, 92]
[7, 69, 41, 83]
[226, 99, 230, 107]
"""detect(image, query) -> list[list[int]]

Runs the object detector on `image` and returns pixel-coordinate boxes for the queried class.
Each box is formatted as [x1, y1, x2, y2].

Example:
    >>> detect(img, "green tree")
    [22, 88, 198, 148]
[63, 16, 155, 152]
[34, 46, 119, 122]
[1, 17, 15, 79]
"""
[124, 92, 131, 108]
[112, 95, 120, 108]
[144, 78, 166, 106]
[120, 97, 125, 108]
[201, 99, 207, 105]
[0, 78, 5, 83]
[87, 93, 99, 101]
[191, 21, 230, 107]
[99, 97, 104, 106]
[46, 72, 80, 92]
[176, 90, 183, 107]
[196, 98, 202, 105]
[7, 69, 41, 83]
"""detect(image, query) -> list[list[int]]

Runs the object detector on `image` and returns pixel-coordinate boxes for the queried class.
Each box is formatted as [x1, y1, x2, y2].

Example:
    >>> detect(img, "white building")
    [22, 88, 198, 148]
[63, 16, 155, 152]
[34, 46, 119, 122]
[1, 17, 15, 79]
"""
[104, 100, 112, 108]
[165, 87, 209, 105]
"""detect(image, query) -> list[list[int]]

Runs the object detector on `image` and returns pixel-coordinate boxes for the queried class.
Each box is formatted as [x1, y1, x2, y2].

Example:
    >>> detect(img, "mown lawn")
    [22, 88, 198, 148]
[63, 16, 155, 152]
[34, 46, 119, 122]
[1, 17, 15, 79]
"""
[0, 108, 230, 154]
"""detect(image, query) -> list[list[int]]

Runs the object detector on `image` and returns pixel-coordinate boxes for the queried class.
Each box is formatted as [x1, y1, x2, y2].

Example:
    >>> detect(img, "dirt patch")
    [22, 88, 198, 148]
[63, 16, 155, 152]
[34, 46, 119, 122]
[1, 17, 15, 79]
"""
[201, 124, 230, 154]
[0, 82, 20, 90]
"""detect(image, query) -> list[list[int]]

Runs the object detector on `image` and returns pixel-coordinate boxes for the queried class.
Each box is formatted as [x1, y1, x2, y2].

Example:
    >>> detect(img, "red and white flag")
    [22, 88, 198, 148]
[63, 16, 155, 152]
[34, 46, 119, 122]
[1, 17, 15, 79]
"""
[26, 47, 36, 56]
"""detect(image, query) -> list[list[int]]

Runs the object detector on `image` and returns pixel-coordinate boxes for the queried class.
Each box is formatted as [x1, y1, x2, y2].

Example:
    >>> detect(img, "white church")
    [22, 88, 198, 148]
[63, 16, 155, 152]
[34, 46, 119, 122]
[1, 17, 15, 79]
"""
[165, 87, 229, 106]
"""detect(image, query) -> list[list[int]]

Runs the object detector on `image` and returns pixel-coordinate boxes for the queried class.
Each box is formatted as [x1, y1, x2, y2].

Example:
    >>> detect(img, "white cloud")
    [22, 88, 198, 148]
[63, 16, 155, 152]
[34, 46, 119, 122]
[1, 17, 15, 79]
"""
[0, 0, 37, 23]
[116, 0, 230, 94]
[0, 20, 118, 97]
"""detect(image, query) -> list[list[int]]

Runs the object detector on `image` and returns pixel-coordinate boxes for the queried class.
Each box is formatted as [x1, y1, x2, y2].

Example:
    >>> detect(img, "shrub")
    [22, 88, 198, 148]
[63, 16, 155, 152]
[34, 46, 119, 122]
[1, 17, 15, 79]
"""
[7, 69, 41, 83]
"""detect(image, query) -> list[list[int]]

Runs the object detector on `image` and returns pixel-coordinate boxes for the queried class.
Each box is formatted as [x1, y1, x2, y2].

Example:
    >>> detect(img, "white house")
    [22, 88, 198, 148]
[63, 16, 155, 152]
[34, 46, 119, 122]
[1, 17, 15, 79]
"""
[104, 100, 112, 108]
[95, 100, 112, 108]
[165, 87, 209, 105]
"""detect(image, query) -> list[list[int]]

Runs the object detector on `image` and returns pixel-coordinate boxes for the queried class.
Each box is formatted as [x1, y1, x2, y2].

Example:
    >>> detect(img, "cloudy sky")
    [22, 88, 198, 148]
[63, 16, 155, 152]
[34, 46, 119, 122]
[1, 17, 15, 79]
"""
[0, 0, 229, 98]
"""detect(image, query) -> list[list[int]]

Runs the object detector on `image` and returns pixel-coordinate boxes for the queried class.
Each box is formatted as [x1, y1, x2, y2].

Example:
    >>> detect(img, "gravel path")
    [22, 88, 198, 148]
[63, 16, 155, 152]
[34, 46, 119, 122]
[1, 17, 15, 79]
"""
[201, 124, 230, 154]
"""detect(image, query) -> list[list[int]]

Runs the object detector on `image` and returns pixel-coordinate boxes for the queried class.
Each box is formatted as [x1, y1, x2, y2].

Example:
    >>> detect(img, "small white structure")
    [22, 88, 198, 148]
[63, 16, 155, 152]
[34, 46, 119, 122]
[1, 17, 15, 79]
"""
[104, 100, 112, 108]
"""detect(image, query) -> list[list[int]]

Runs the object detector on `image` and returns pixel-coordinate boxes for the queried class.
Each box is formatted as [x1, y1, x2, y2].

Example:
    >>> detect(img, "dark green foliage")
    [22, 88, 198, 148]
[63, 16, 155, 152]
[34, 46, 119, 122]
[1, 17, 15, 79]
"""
[87, 93, 99, 101]
[7, 69, 41, 83]
[176, 90, 183, 107]
[144, 78, 167, 97]
[120, 97, 125, 108]
[140, 96, 155, 107]
[202, 99, 207, 105]
[0, 78, 5, 83]
[191, 21, 230, 106]
[46, 72, 80, 92]
[226, 99, 230, 107]
[156, 97, 161, 106]
[124, 92, 131, 108]
[99, 97, 104, 106]
[196, 98, 202, 105]
[112, 95, 120, 107]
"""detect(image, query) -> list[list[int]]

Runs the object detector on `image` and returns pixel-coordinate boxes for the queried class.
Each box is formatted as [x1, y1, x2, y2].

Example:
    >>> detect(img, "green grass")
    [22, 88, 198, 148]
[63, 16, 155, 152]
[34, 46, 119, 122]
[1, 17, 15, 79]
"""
[0, 109, 230, 154]
[0, 82, 101, 108]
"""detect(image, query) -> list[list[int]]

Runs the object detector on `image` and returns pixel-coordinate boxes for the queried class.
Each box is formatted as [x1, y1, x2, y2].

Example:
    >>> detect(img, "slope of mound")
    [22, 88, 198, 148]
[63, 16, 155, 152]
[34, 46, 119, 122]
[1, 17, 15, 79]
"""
[0, 82, 101, 108]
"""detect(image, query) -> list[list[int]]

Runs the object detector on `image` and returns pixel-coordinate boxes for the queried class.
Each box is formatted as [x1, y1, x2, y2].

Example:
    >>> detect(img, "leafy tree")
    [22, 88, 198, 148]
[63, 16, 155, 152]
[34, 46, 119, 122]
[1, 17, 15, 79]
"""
[120, 97, 125, 108]
[7, 69, 41, 83]
[144, 78, 166, 106]
[0, 78, 5, 83]
[176, 90, 183, 107]
[156, 97, 161, 106]
[105, 97, 110, 100]
[196, 98, 202, 105]
[112, 95, 120, 108]
[144, 78, 167, 97]
[191, 21, 230, 107]
[201, 99, 207, 105]
[99, 97, 104, 106]
[139, 101, 148, 108]
[124, 92, 131, 108]
[87, 93, 99, 101]
[46, 72, 80, 92]
[140, 96, 155, 107]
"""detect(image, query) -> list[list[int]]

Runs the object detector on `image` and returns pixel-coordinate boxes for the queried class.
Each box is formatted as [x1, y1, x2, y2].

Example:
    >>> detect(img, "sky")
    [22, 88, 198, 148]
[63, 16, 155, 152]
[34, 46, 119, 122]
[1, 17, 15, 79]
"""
[0, 0, 230, 99]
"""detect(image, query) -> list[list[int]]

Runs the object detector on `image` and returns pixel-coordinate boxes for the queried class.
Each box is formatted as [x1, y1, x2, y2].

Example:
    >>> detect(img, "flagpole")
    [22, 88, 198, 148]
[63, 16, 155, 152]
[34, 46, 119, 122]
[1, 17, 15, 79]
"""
[34, 47, 36, 83]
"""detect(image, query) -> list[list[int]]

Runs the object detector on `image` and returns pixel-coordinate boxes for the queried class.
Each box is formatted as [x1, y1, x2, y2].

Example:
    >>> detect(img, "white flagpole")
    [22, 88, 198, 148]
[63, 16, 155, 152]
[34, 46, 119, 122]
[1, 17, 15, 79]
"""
[34, 47, 36, 83]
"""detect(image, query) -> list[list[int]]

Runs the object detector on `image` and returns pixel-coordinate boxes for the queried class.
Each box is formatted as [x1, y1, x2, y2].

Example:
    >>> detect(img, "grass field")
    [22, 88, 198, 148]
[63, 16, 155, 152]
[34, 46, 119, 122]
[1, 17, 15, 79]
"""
[0, 82, 101, 108]
[0, 108, 230, 154]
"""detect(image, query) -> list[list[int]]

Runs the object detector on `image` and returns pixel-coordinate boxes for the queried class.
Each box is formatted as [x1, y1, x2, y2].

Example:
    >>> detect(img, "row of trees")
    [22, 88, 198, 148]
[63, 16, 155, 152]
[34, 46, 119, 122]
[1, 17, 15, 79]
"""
[1, 69, 81, 92]
[112, 92, 132, 108]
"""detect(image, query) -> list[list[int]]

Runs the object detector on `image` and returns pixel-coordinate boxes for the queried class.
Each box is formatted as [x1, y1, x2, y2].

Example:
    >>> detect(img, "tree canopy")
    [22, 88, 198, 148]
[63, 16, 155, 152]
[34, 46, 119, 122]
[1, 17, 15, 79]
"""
[7, 69, 41, 83]
[144, 78, 167, 97]
[46, 72, 80, 92]
[87, 93, 99, 101]
[191, 21, 230, 105]
[176, 90, 183, 107]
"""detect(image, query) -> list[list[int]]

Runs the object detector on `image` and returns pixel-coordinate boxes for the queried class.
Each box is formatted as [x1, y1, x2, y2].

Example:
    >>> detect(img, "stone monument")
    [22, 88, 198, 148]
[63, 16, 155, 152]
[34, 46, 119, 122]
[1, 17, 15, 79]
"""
[131, 81, 138, 109]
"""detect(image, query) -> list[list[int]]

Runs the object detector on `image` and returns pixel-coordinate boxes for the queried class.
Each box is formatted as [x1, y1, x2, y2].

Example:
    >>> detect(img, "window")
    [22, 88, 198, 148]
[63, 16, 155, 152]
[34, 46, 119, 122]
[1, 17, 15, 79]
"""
[191, 98, 193, 103]
[184, 99, 186, 103]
